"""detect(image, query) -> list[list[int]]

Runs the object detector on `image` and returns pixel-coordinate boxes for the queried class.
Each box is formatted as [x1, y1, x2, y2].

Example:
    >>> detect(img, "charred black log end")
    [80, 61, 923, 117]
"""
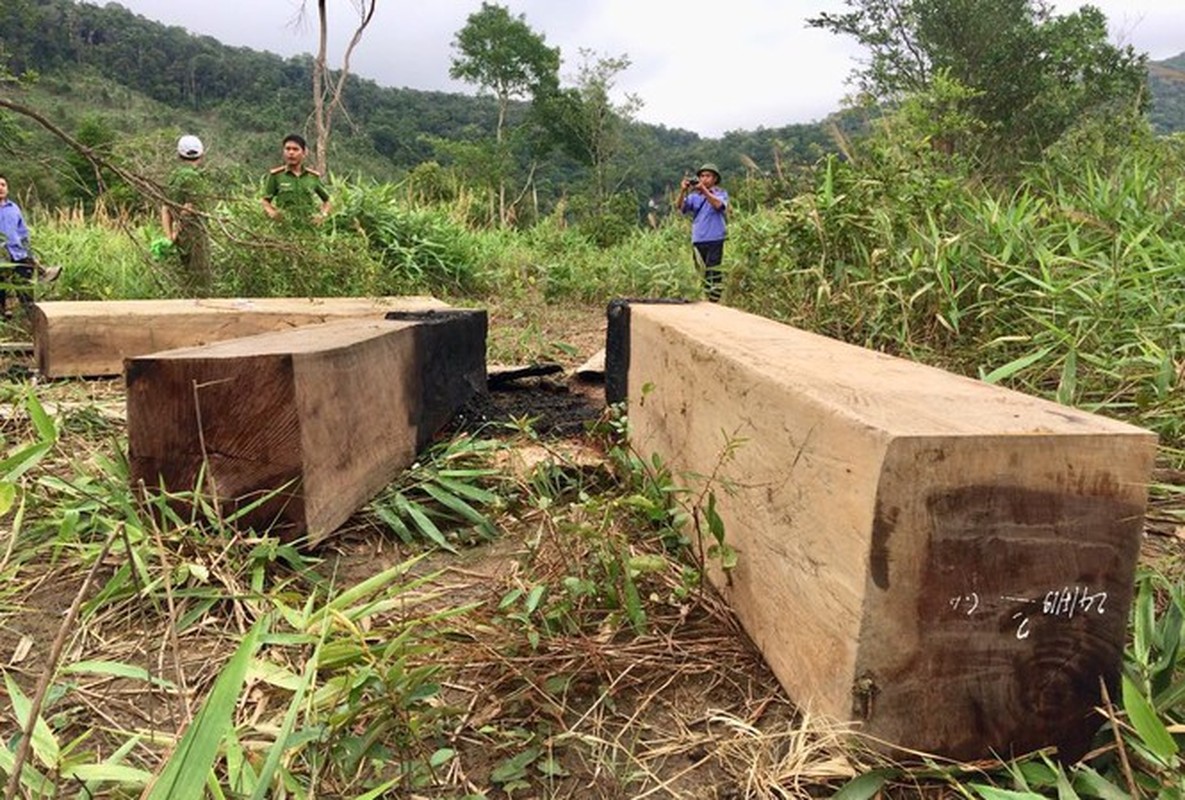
[387, 309, 489, 449]
[605, 298, 691, 406]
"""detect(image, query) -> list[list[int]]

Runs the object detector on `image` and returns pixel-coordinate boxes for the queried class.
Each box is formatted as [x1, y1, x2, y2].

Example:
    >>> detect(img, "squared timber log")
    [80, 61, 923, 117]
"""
[126, 310, 486, 545]
[32, 296, 449, 378]
[606, 299, 1157, 761]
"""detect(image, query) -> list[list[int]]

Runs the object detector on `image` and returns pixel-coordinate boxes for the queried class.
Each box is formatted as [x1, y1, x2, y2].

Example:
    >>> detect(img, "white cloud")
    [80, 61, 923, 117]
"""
[94, 0, 1185, 137]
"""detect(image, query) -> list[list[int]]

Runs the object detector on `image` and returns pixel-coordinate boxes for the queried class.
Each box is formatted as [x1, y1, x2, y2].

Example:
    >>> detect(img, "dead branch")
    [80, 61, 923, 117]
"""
[0, 93, 169, 206]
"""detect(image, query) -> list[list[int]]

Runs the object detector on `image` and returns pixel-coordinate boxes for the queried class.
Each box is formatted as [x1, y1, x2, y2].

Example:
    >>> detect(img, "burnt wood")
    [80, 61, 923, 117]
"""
[32, 296, 448, 378]
[609, 300, 1156, 761]
[126, 312, 486, 545]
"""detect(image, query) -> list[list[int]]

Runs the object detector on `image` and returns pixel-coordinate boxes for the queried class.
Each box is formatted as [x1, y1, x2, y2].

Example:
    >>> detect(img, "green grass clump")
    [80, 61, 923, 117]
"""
[9, 107, 1185, 797]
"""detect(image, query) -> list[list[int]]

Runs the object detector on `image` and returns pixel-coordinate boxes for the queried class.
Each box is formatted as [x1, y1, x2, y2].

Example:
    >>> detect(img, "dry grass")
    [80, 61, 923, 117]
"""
[3, 301, 1183, 798]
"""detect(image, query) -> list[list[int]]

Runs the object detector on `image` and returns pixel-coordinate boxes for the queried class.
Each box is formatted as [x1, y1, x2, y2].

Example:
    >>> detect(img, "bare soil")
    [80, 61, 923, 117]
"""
[2, 299, 1183, 798]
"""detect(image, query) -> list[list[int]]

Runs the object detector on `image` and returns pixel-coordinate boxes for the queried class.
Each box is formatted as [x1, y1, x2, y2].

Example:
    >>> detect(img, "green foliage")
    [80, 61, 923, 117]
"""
[145, 618, 266, 800]
[733, 105, 1185, 445]
[449, 2, 561, 227]
[0, 386, 478, 797]
[1149, 56, 1185, 135]
[450, 2, 561, 122]
[333, 181, 483, 292]
[810, 0, 1149, 173]
[368, 435, 507, 552]
[0, 0, 853, 220]
[534, 49, 643, 231]
[64, 114, 122, 207]
[11, 29, 1185, 792]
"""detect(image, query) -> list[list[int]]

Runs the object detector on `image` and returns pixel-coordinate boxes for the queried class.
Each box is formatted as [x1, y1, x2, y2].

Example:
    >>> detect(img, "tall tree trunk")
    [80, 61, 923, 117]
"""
[312, 0, 329, 174]
[308, 0, 377, 176]
[496, 94, 508, 226]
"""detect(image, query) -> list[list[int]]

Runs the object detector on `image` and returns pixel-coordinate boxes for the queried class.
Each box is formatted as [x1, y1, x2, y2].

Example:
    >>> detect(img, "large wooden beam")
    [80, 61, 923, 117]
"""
[606, 300, 1156, 761]
[32, 296, 448, 378]
[126, 310, 486, 545]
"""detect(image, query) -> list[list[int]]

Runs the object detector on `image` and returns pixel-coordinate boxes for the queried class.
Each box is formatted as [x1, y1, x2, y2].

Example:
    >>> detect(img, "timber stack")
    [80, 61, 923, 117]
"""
[606, 299, 1156, 761]
[125, 310, 487, 545]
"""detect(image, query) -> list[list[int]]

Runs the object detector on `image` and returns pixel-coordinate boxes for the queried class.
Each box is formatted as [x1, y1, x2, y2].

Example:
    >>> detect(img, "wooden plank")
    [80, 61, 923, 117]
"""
[126, 310, 487, 545]
[607, 300, 1156, 761]
[31, 296, 449, 378]
[486, 362, 564, 387]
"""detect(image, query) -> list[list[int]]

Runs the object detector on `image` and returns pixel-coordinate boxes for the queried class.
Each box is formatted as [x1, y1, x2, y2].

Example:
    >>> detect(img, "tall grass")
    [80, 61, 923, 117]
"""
[732, 127, 1185, 448]
[18, 179, 701, 309]
[7, 114, 1185, 797]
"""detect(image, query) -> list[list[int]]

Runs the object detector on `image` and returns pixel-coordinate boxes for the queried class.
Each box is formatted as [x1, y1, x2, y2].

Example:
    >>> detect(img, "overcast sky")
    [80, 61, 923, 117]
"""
[97, 0, 1185, 138]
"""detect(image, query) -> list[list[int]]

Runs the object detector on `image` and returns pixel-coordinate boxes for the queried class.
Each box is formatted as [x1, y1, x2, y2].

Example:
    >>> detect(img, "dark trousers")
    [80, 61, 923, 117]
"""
[693, 239, 725, 302]
[0, 256, 35, 317]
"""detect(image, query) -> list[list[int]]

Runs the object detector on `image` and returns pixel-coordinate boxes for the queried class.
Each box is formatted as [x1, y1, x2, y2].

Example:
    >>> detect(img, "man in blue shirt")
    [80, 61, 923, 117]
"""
[0, 174, 58, 319]
[677, 162, 729, 302]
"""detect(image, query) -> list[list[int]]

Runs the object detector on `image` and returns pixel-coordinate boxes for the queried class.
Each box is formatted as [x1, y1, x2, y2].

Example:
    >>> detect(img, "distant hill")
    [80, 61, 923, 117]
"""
[0, 0, 841, 208]
[1149, 53, 1185, 134]
[4, 0, 1178, 212]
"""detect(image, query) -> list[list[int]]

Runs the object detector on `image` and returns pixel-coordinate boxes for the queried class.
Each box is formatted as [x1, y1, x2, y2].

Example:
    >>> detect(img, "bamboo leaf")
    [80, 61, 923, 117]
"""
[833, 771, 888, 800]
[970, 787, 1046, 799]
[981, 346, 1053, 385]
[61, 660, 179, 691]
[394, 492, 456, 552]
[0, 481, 15, 516]
[435, 475, 499, 503]
[422, 481, 496, 532]
[373, 502, 415, 544]
[4, 671, 61, 770]
[1056, 348, 1077, 406]
[76, 734, 147, 796]
[144, 617, 268, 800]
[0, 440, 53, 482]
[1121, 672, 1179, 763]
[24, 391, 57, 442]
[1070, 764, 1130, 800]
[323, 556, 426, 615]
[67, 762, 153, 787]
[0, 743, 53, 796]
[224, 728, 257, 796]
[349, 778, 401, 800]
[249, 628, 328, 800]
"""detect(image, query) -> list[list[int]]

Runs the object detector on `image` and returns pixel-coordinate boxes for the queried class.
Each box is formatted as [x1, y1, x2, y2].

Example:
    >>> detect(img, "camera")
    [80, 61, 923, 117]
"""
[686, 176, 700, 187]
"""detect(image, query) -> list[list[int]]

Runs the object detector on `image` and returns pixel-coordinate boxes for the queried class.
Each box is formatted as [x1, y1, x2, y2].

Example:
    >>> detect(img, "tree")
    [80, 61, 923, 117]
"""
[809, 0, 1148, 171]
[537, 50, 642, 230]
[450, 3, 560, 224]
[303, 0, 377, 175]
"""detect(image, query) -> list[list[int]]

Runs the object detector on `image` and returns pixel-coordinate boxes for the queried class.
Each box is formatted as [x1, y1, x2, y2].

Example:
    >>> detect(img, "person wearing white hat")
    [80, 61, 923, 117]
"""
[161, 134, 212, 293]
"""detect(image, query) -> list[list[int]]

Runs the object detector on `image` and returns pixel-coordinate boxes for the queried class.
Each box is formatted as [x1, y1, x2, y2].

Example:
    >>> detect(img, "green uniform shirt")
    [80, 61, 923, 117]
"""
[167, 163, 212, 292]
[262, 166, 329, 216]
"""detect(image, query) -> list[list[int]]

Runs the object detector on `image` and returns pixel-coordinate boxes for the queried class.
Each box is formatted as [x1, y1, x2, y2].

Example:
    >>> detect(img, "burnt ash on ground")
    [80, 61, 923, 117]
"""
[445, 373, 606, 439]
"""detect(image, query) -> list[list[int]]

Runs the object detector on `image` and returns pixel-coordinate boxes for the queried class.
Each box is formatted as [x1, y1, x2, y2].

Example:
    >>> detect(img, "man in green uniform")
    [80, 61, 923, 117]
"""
[161, 134, 213, 294]
[261, 134, 330, 224]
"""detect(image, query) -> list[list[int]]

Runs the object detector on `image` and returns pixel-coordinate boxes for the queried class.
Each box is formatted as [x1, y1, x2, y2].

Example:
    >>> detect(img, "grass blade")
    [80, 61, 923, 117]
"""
[1121, 673, 1179, 764]
[143, 617, 268, 800]
[3, 671, 60, 770]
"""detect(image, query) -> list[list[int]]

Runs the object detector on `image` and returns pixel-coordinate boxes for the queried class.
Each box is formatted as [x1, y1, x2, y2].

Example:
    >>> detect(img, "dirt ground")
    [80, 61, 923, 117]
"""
[2, 298, 1183, 798]
[0, 299, 803, 797]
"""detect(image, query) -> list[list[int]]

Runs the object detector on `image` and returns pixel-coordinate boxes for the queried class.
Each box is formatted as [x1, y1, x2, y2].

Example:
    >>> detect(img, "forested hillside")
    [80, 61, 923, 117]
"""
[0, 0, 844, 210]
[2, 0, 1181, 213]
[1150, 53, 1185, 134]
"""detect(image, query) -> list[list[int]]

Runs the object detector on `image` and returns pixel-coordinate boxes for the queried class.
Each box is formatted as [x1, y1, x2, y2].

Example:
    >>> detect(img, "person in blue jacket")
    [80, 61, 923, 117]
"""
[0, 174, 59, 319]
[677, 162, 728, 302]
